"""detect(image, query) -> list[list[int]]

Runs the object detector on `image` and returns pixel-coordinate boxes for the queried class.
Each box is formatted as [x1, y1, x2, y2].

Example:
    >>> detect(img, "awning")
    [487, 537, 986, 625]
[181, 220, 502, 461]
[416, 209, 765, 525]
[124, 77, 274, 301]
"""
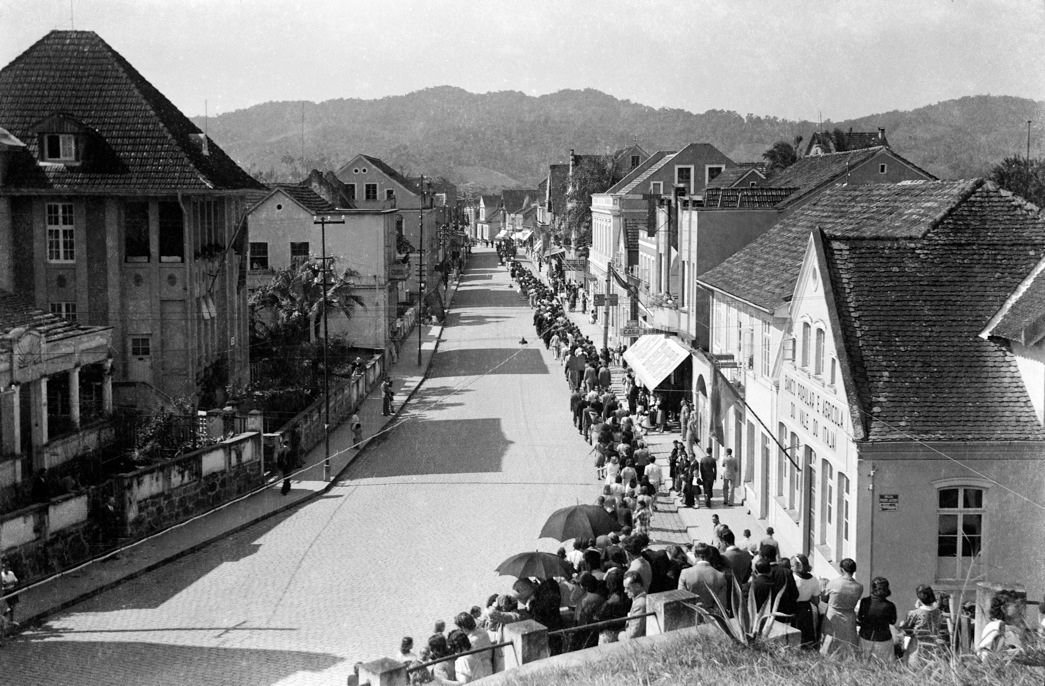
[623, 334, 690, 390]
[516, 230, 533, 243]
[495, 230, 509, 240]
[533, 240, 544, 254]
[544, 246, 566, 258]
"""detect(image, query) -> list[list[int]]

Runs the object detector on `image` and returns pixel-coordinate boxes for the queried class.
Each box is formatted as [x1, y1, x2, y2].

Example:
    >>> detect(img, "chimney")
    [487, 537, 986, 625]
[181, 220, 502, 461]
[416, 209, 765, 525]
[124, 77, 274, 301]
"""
[878, 127, 886, 142]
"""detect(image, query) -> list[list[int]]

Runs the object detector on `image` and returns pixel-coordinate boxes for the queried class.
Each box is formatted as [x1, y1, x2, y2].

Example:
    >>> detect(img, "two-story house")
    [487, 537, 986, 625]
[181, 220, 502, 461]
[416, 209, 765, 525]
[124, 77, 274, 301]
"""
[246, 184, 400, 352]
[477, 194, 502, 244]
[693, 180, 1045, 614]
[0, 31, 264, 414]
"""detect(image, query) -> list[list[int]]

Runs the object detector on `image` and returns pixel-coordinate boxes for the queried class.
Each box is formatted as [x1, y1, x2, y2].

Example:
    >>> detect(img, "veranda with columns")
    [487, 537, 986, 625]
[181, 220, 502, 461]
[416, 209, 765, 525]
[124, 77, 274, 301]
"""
[0, 315, 113, 485]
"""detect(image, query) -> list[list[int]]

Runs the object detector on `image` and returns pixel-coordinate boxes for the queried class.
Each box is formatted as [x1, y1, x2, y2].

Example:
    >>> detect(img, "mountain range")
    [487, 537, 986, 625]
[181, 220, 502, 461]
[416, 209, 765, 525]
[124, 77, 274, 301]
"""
[193, 87, 1045, 193]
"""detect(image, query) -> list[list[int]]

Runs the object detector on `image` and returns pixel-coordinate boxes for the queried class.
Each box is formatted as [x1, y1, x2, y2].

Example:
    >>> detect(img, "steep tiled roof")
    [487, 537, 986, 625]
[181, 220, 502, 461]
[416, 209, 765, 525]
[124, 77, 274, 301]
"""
[983, 249, 1045, 344]
[702, 187, 796, 209]
[502, 189, 537, 214]
[358, 155, 418, 195]
[698, 180, 982, 311]
[767, 148, 880, 199]
[480, 193, 501, 210]
[271, 184, 339, 215]
[0, 30, 262, 192]
[606, 151, 676, 195]
[821, 182, 1045, 441]
[706, 165, 764, 189]
[0, 289, 108, 339]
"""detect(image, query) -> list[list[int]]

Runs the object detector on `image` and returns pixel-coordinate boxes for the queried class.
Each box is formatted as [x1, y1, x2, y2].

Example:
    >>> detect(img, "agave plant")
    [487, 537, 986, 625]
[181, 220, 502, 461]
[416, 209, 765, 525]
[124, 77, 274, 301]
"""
[693, 576, 791, 647]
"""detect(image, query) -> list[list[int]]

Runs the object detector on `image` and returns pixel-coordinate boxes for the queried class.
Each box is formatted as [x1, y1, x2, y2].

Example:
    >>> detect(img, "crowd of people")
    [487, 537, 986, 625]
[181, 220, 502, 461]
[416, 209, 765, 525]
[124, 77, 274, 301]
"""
[353, 253, 1045, 683]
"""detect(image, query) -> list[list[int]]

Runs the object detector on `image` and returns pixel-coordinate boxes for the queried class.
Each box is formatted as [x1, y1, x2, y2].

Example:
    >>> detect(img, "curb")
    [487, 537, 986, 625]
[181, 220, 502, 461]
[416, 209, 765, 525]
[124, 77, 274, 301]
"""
[17, 271, 467, 631]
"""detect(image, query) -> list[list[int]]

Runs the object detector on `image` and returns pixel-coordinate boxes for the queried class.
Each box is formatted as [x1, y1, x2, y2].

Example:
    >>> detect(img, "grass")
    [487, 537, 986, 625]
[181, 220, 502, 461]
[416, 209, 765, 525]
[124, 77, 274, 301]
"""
[494, 636, 1045, 686]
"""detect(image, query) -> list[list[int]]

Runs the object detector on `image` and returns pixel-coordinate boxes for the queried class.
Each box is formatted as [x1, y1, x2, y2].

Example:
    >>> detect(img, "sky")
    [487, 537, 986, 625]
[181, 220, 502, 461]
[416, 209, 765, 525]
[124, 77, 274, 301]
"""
[1, 0, 1043, 121]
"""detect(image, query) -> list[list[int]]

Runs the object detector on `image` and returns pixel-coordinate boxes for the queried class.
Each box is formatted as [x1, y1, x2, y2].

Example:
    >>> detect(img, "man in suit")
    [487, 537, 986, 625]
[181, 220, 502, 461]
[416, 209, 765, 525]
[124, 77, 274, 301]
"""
[678, 543, 727, 613]
[699, 448, 718, 508]
[720, 529, 753, 586]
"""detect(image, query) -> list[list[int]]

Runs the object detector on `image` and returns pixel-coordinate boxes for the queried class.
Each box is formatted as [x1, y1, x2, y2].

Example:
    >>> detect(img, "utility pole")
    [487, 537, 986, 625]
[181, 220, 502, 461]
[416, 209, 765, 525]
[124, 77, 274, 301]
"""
[602, 262, 612, 351]
[418, 175, 425, 366]
[1028, 120, 1033, 160]
[313, 214, 344, 481]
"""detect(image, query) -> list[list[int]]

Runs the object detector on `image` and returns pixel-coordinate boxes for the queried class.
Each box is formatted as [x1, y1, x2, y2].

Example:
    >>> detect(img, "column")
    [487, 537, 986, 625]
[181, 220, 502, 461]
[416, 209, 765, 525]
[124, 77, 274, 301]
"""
[69, 366, 81, 429]
[503, 619, 549, 668]
[31, 376, 48, 470]
[0, 384, 20, 455]
[357, 658, 407, 686]
[102, 362, 113, 415]
[646, 589, 699, 636]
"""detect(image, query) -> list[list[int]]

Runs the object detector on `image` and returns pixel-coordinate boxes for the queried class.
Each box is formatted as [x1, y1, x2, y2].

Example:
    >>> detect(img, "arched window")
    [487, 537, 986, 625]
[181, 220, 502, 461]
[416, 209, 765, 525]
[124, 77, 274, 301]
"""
[801, 322, 811, 368]
[937, 485, 985, 580]
[814, 328, 825, 376]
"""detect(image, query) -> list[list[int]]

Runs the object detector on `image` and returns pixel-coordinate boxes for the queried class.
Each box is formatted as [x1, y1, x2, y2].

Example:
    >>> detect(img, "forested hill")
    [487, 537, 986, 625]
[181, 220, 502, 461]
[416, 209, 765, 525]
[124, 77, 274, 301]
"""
[194, 88, 1044, 192]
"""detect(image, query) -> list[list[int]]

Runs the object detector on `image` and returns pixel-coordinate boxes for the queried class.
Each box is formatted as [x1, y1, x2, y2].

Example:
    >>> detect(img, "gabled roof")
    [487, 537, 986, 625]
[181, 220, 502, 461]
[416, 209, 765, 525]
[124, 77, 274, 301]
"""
[479, 193, 500, 209]
[702, 187, 795, 209]
[356, 154, 418, 194]
[605, 150, 676, 195]
[804, 128, 888, 156]
[0, 31, 262, 192]
[767, 147, 934, 209]
[698, 180, 984, 312]
[270, 184, 339, 215]
[502, 189, 537, 214]
[0, 289, 108, 340]
[613, 143, 649, 160]
[706, 165, 765, 188]
[982, 240, 1045, 345]
[814, 182, 1045, 442]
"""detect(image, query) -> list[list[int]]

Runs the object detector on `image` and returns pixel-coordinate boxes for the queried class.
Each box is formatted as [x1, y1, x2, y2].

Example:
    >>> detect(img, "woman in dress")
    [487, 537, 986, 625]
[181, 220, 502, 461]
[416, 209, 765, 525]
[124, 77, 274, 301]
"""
[426, 633, 456, 683]
[819, 558, 863, 657]
[790, 554, 820, 649]
[857, 576, 897, 662]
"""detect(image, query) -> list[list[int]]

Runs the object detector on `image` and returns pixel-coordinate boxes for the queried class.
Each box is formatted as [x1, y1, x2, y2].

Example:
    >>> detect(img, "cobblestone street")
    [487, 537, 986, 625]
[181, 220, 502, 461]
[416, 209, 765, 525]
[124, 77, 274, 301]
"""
[0, 250, 636, 685]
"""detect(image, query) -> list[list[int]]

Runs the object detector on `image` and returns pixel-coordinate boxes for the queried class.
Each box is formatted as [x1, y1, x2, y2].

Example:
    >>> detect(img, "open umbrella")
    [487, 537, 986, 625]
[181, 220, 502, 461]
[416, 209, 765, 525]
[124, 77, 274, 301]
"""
[539, 504, 621, 542]
[495, 551, 573, 579]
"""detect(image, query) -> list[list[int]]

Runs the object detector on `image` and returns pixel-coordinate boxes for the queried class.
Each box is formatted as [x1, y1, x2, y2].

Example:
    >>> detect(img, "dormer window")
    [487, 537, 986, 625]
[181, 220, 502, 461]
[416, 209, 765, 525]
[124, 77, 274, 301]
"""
[43, 133, 79, 163]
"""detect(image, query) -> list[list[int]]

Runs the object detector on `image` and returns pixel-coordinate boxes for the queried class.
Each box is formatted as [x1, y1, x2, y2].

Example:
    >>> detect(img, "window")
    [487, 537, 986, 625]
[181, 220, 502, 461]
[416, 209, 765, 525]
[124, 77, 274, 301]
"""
[838, 473, 850, 552]
[346, 183, 356, 201]
[158, 201, 184, 261]
[630, 154, 640, 168]
[821, 460, 834, 547]
[879, 163, 888, 174]
[814, 328, 825, 375]
[49, 302, 77, 322]
[830, 358, 837, 386]
[937, 487, 984, 580]
[675, 166, 693, 193]
[124, 201, 150, 261]
[705, 165, 725, 184]
[290, 241, 310, 268]
[800, 322, 811, 368]
[807, 449, 817, 551]
[776, 423, 787, 497]
[761, 320, 771, 377]
[42, 133, 77, 162]
[130, 336, 151, 357]
[46, 203, 75, 262]
[249, 242, 269, 270]
[789, 432, 799, 510]
[365, 183, 378, 200]
[650, 181, 663, 195]
[385, 189, 395, 200]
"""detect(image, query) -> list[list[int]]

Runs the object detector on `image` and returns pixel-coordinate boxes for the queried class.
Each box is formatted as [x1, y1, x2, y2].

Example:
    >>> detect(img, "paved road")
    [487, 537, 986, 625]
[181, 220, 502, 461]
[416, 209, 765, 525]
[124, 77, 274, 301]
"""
[1, 250, 603, 685]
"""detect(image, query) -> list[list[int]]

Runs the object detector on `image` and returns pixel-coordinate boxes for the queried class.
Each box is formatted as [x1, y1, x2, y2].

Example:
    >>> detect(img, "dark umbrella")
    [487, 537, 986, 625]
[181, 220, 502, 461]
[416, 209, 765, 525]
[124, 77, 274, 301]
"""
[495, 552, 573, 579]
[539, 504, 622, 542]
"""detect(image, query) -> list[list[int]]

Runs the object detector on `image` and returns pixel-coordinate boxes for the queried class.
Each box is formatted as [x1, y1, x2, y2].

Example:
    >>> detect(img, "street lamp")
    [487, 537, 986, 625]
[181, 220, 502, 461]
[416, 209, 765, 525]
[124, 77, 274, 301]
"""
[418, 176, 425, 366]
[313, 214, 345, 481]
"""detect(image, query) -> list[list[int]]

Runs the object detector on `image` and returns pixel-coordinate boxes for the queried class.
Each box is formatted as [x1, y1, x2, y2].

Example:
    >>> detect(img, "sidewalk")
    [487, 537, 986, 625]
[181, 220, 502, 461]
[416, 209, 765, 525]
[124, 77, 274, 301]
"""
[13, 272, 466, 630]
[517, 253, 770, 552]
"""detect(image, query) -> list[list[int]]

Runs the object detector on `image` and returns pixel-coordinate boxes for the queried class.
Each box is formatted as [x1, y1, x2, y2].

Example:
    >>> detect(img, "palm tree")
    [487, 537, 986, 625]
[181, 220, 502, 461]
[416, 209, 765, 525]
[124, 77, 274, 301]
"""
[249, 258, 365, 354]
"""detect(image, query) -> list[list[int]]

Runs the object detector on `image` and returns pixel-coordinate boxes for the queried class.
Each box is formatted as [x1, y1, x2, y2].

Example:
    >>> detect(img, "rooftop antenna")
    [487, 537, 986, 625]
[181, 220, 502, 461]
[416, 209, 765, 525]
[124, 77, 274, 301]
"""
[300, 102, 305, 166]
[818, 111, 822, 132]
[1028, 120, 1033, 160]
[70, 0, 74, 29]
[204, 99, 208, 139]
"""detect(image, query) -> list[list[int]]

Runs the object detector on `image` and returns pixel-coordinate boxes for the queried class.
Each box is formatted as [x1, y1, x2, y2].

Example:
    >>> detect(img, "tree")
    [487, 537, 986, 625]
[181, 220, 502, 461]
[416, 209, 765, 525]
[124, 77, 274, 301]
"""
[987, 156, 1045, 207]
[563, 156, 625, 248]
[762, 141, 797, 175]
[249, 258, 365, 355]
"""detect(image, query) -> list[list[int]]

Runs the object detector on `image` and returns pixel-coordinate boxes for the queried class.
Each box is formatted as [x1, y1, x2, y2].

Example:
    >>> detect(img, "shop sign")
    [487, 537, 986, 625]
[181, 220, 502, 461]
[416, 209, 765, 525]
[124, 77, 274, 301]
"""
[564, 259, 587, 271]
[621, 325, 644, 337]
[879, 494, 899, 511]
[389, 264, 410, 281]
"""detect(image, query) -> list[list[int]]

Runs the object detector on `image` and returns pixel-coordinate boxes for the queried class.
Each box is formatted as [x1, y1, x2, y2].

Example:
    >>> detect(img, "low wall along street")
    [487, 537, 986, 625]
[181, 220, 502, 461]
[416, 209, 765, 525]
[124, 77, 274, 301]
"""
[117, 432, 263, 539]
[0, 492, 95, 581]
